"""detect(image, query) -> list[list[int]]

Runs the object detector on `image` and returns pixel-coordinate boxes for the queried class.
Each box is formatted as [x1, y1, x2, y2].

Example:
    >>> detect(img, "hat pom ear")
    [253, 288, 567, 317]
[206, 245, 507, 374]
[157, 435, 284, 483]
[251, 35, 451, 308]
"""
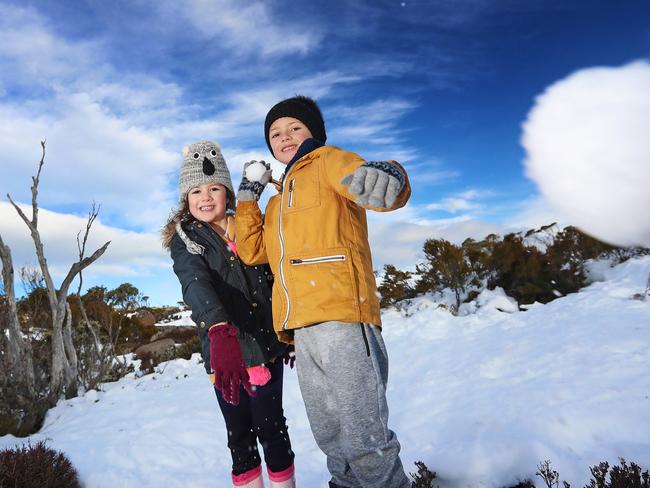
[182, 145, 190, 157]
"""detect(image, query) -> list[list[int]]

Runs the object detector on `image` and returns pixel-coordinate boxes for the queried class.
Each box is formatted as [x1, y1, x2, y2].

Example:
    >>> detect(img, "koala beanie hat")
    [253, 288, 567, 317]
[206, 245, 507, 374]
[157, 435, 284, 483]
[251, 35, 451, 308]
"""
[264, 95, 326, 153]
[179, 140, 235, 210]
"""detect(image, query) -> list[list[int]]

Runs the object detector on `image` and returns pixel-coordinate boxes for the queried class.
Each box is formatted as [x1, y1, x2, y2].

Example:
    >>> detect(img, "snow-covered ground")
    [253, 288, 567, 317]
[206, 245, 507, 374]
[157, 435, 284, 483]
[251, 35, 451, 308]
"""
[155, 309, 194, 327]
[2, 257, 649, 487]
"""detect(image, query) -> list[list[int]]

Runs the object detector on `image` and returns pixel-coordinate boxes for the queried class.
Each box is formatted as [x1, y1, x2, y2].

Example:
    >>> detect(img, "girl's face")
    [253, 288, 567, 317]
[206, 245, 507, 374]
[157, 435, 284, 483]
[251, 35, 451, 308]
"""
[187, 183, 228, 225]
[268, 117, 314, 164]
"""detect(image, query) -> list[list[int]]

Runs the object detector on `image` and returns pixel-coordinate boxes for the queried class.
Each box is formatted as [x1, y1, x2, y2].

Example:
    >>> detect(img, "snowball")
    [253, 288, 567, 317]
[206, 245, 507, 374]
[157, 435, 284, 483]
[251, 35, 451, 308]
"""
[245, 161, 269, 182]
[522, 61, 650, 247]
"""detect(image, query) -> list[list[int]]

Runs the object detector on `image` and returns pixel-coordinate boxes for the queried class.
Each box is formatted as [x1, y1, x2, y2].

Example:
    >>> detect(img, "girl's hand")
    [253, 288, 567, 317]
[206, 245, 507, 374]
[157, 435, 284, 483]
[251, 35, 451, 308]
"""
[208, 322, 254, 405]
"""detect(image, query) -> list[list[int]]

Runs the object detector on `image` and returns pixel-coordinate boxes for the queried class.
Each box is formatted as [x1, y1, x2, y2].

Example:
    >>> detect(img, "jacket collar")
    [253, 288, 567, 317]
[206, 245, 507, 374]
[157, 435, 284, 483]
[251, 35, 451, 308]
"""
[282, 138, 324, 178]
[177, 216, 235, 255]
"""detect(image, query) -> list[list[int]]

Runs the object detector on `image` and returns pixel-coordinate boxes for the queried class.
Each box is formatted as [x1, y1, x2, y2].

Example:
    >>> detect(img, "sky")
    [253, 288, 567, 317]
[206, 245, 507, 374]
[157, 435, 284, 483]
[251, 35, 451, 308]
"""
[1, 0, 649, 305]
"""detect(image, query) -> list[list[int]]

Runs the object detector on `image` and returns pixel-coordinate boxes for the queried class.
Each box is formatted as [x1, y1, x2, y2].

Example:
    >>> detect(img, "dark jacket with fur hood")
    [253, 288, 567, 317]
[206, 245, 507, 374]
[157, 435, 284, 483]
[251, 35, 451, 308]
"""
[170, 219, 285, 374]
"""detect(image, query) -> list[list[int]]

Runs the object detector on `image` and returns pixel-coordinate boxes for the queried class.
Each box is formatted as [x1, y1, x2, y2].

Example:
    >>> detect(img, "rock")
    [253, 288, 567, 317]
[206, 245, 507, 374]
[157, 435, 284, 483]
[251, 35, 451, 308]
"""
[134, 338, 175, 362]
[135, 310, 156, 328]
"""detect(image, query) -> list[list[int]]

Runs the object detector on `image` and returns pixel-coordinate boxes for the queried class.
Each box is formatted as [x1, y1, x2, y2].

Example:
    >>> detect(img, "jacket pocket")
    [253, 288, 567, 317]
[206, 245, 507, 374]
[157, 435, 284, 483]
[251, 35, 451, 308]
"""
[284, 164, 320, 213]
[286, 247, 359, 326]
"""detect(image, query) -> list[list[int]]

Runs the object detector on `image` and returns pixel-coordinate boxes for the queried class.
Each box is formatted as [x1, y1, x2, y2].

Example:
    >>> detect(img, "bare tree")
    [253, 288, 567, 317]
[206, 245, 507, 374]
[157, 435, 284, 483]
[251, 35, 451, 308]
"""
[74, 203, 124, 391]
[0, 233, 47, 436]
[5, 141, 110, 400]
[0, 234, 37, 395]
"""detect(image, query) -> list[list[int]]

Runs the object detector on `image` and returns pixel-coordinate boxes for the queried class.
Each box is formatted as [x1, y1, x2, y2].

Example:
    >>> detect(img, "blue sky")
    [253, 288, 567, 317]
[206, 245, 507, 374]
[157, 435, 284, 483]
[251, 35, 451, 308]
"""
[1, 0, 649, 305]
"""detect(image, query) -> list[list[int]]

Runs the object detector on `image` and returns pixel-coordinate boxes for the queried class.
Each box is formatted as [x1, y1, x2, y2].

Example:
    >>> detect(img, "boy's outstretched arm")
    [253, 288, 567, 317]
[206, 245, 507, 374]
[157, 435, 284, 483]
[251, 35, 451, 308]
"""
[336, 156, 411, 211]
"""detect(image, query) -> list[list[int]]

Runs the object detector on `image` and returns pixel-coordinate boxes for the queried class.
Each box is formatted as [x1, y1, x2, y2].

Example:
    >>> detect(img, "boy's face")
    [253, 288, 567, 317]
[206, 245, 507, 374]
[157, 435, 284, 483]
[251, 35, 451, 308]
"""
[187, 183, 229, 225]
[268, 117, 314, 164]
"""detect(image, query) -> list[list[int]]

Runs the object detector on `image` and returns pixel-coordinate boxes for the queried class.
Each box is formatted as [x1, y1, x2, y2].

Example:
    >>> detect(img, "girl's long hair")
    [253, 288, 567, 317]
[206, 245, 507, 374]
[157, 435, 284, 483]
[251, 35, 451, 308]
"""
[161, 199, 191, 250]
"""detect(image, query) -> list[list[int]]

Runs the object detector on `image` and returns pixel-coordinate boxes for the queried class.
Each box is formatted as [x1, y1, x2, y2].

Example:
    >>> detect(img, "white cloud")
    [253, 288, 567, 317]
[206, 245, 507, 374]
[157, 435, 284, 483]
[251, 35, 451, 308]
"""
[365, 203, 505, 271]
[425, 189, 491, 213]
[0, 202, 170, 286]
[0, 4, 103, 87]
[0, 95, 178, 230]
[156, 0, 319, 57]
[522, 60, 650, 247]
[508, 194, 565, 230]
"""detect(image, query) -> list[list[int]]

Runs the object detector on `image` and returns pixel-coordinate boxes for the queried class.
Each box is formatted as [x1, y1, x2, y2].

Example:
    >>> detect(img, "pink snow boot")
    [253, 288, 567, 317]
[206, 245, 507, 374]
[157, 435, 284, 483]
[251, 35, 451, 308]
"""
[267, 464, 296, 488]
[232, 465, 264, 488]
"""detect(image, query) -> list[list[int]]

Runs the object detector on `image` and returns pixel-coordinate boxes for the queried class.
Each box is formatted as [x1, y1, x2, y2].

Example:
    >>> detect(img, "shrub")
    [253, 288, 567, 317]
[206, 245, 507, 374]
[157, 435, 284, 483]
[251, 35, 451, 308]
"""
[585, 459, 650, 488]
[0, 440, 81, 487]
[416, 238, 472, 310]
[378, 264, 415, 309]
[135, 349, 159, 375]
[536, 458, 649, 488]
[174, 335, 201, 360]
[410, 461, 437, 488]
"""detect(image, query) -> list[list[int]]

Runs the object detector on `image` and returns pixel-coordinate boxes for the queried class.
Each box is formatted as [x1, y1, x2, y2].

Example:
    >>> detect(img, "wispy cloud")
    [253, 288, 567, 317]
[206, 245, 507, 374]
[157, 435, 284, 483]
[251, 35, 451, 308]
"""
[154, 0, 321, 57]
[424, 188, 495, 214]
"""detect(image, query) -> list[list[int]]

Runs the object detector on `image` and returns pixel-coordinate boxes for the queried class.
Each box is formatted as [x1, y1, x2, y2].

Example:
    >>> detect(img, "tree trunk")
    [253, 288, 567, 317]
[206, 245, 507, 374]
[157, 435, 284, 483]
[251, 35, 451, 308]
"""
[63, 301, 79, 396]
[0, 235, 42, 435]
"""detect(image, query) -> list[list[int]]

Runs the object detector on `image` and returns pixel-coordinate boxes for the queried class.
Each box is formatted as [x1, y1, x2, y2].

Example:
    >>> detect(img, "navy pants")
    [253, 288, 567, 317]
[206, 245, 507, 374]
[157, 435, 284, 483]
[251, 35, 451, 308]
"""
[214, 359, 294, 475]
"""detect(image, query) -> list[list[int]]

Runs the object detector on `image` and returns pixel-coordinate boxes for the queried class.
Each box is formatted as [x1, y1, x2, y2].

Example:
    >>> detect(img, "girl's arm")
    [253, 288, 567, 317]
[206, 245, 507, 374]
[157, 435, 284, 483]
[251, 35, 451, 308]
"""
[234, 201, 269, 265]
[170, 235, 232, 327]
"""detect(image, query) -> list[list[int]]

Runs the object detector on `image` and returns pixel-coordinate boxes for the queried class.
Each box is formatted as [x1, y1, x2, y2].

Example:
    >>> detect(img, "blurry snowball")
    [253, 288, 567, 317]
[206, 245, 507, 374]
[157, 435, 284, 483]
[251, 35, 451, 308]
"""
[244, 161, 269, 182]
[522, 61, 650, 247]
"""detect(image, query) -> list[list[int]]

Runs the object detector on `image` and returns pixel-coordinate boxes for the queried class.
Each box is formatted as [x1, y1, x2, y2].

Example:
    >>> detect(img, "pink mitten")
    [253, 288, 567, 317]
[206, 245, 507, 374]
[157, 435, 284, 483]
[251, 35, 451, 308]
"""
[247, 365, 271, 386]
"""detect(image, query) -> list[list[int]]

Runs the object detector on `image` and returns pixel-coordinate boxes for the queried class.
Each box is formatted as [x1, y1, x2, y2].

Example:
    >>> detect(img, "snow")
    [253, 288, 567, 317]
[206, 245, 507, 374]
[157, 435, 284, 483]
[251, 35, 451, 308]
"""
[155, 309, 195, 327]
[2, 257, 650, 487]
[520, 223, 561, 253]
[459, 287, 519, 316]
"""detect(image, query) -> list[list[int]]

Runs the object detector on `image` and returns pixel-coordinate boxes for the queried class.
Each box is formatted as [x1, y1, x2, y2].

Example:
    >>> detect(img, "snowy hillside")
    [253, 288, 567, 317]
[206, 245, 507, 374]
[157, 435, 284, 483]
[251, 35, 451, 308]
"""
[1, 257, 649, 488]
[155, 309, 194, 327]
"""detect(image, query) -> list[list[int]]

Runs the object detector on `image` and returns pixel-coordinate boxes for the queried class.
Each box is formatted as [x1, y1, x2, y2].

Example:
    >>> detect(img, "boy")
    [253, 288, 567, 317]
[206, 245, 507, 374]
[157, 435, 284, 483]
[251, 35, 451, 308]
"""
[235, 95, 411, 488]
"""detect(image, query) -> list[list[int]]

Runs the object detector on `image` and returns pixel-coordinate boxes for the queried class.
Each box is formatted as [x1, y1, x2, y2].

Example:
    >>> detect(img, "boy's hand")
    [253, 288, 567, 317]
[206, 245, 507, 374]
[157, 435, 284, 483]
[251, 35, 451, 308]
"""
[283, 344, 296, 369]
[340, 161, 405, 208]
[237, 160, 272, 202]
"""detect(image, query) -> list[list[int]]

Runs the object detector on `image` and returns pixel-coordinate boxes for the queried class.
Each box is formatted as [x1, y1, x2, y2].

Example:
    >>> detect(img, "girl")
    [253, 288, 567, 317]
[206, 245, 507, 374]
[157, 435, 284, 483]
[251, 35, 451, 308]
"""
[162, 141, 295, 488]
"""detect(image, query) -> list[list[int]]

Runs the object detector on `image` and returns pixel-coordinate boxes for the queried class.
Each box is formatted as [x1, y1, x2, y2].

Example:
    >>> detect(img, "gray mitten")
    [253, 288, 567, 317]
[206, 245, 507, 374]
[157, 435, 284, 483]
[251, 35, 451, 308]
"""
[237, 160, 272, 202]
[340, 161, 405, 208]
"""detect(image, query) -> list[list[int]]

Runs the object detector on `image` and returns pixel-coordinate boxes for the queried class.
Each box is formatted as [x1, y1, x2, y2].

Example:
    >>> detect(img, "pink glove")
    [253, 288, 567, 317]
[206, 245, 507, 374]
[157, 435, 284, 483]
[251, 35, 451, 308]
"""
[208, 322, 254, 405]
[247, 365, 271, 386]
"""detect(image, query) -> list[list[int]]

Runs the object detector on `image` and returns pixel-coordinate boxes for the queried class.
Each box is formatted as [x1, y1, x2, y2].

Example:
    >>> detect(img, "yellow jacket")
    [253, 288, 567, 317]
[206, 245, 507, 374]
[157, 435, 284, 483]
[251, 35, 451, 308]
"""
[235, 145, 411, 343]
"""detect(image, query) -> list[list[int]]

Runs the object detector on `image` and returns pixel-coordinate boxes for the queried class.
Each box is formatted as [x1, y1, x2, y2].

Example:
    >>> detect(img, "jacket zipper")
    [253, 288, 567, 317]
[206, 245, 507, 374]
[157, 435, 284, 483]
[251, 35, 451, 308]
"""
[287, 179, 295, 208]
[289, 254, 346, 265]
[278, 180, 292, 330]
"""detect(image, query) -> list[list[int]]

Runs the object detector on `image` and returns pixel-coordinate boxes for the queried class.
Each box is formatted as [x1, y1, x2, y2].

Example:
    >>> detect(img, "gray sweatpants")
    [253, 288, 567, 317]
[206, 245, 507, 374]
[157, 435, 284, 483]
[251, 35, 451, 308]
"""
[294, 321, 410, 488]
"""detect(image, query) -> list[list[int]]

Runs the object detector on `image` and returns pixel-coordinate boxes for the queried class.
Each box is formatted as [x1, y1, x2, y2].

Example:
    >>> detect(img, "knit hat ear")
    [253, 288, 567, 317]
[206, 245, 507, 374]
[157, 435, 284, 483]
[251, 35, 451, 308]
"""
[178, 141, 236, 210]
[264, 95, 326, 153]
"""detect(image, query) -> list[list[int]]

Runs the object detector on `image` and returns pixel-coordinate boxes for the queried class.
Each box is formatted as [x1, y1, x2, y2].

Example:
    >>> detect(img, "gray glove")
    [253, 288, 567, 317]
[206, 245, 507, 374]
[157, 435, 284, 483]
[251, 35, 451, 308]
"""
[237, 160, 272, 202]
[340, 161, 405, 208]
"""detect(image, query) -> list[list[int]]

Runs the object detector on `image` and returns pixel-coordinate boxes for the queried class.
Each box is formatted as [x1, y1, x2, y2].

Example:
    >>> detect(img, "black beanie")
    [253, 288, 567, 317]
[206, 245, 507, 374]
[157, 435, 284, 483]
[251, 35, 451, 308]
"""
[264, 95, 327, 153]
